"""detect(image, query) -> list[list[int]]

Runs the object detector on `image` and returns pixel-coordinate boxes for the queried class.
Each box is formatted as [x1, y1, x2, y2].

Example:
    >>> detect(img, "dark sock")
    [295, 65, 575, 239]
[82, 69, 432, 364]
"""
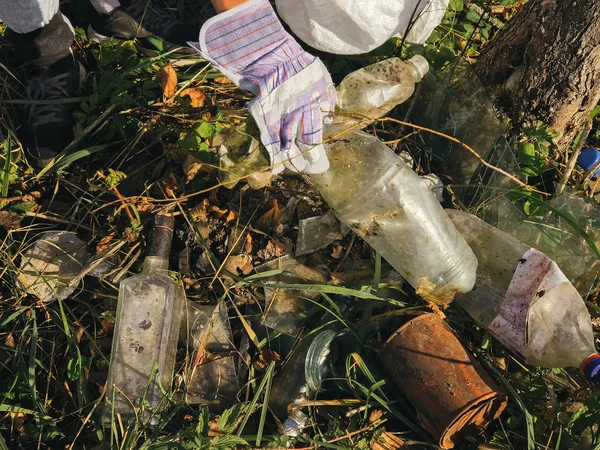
[8, 11, 75, 67]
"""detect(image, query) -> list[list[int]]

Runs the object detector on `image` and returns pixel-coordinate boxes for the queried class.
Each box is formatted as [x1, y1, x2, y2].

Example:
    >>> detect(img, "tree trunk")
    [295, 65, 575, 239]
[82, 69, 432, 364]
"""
[474, 0, 600, 154]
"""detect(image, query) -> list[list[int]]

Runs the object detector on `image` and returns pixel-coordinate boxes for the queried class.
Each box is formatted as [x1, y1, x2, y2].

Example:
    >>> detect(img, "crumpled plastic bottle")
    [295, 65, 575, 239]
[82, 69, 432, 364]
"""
[335, 55, 429, 126]
[310, 131, 477, 304]
[311, 55, 478, 304]
[448, 209, 600, 381]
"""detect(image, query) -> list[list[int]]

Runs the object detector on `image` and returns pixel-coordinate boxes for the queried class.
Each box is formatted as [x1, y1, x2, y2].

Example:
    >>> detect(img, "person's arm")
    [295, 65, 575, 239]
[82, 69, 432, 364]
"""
[210, 0, 248, 13]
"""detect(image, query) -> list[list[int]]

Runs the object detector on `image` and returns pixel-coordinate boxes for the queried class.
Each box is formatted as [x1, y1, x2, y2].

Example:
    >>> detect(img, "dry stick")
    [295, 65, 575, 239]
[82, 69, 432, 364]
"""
[95, 171, 137, 226]
[292, 418, 388, 450]
[556, 119, 593, 197]
[378, 116, 541, 193]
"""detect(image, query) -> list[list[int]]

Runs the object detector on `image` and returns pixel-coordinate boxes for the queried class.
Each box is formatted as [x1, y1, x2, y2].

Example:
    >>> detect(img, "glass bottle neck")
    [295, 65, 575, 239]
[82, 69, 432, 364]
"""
[143, 256, 169, 274]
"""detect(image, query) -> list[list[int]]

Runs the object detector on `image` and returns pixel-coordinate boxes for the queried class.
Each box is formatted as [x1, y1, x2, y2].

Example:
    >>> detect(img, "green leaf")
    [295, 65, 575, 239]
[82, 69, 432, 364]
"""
[211, 436, 247, 450]
[465, 10, 481, 23]
[517, 142, 537, 167]
[67, 357, 82, 381]
[194, 122, 216, 139]
[146, 37, 164, 52]
[449, 0, 464, 11]
[105, 168, 127, 188]
[520, 166, 542, 177]
[524, 200, 540, 216]
[217, 403, 245, 434]
[9, 201, 37, 213]
[178, 133, 203, 149]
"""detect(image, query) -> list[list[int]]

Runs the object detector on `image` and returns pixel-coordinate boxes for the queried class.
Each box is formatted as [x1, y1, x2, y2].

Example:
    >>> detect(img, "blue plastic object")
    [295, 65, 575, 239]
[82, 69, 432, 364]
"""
[583, 354, 600, 382]
[578, 147, 600, 178]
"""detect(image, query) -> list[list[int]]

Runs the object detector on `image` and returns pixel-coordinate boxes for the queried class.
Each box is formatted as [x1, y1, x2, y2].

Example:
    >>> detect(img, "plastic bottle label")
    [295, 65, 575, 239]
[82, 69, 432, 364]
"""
[487, 248, 564, 359]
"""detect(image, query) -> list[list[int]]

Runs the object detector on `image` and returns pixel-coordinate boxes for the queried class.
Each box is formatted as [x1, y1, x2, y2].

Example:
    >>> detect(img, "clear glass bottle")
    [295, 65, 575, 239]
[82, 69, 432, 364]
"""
[104, 215, 185, 425]
[335, 55, 429, 125]
[310, 131, 478, 304]
[269, 296, 353, 434]
[448, 209, 600, 381]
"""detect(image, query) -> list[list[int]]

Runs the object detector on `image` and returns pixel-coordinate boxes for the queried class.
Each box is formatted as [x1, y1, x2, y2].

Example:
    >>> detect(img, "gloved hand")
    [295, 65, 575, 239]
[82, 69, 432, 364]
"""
[189, 0, 335, 174]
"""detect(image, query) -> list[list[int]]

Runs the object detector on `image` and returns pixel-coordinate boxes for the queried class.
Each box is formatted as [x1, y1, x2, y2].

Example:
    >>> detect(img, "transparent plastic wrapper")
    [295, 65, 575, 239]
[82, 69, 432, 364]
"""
[255, 255, 328, 337]
[104, 215, 185, 425]
[276, 0, 449, 55]
[178, 300, 238, 412]
[448, 209, 600, 381]
[17, 231, 89, 302]
[295, 211, 348, 256]
[185, 356, 239, 413]
[380, 313, 507, 449]
[482, 189, 600, 297]
[310, 130, 477, 305]
[406, 58, 509, 202]
[335, 55, 429, 126]
[180, 300, 233, 353]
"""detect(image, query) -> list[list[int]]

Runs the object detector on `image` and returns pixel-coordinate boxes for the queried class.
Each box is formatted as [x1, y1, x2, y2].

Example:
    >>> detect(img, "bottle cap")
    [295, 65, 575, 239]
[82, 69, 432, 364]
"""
[581, 353, 600, 382]
[578, 147, 600, 177]
[408, 55, 429, 79]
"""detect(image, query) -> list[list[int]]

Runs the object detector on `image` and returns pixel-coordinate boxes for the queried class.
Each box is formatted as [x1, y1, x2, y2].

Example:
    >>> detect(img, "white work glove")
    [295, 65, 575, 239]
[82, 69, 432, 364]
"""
[189, 0, 335, 174]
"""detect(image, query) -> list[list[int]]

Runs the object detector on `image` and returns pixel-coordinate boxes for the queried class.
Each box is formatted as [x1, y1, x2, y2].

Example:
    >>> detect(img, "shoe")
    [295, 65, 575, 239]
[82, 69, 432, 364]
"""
[7, 12, 84, 169]
[88, 0, 198, 52]
[22, 55, 85, 169]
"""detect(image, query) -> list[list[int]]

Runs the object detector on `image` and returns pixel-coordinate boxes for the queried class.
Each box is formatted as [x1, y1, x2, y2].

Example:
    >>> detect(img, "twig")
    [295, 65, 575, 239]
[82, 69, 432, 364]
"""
[96, 171, 138, 226]
[467, 2, 504, 29]
[556, 119, 593, 197]
[378, 116, 541, 194]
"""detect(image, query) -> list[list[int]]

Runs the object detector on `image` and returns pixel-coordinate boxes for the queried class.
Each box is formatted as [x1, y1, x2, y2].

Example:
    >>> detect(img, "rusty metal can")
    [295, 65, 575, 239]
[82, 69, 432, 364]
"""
[379, 313, 507, 449]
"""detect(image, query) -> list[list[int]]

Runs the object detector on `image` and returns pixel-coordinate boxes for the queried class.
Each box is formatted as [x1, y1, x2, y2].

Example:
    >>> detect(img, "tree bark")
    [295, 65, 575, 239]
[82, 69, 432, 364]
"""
[474, 0, 600, 154]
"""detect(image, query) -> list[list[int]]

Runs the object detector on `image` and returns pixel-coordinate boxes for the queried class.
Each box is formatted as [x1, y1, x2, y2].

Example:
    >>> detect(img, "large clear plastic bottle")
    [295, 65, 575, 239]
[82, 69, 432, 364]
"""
[335, 55, 429, 125]
[310, 55, 477, 304]
[447, 209, 600, 381]
[310, 131, 477, 304]
[104, 215, 185, 424]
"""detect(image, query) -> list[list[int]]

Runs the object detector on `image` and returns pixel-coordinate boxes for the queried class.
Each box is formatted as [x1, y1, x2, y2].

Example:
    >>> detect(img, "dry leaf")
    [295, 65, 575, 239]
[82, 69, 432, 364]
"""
[225, 210, 239, 223]
[369, 410, 384, 423]
[213, 76, 232, 84]
[255, 198, 280, 231]
[183, 155, 205, 183]
[10, 412, 26, 435]
[371, 432, 406, 450]
[244, 233, 253, 253]
[331, 244, 344, 259]
[223, 254, 253, 277]
[253, 349, 281, 371]
[96, 233, 115, 253]
[209, 205, 228, 218]
[190, 199, 210, 221]
[179, 88, 206, 108]
[100, 319, 114, 334]
[0, 211, 22, 230]
[208, 187, 219, 205]
[162, 171, 179, 197]
[157, 62, 177, 98]
[75, 326, 85, 343]
[4, 333, 15, 348]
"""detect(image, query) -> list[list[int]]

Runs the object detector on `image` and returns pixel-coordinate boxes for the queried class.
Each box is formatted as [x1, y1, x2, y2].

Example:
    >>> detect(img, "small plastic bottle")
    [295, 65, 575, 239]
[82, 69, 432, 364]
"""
[335, 55, 429, 124]
[447, 209, 600, 381]
[310, 131, 478, 304]
[104, 215, 185, 424]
